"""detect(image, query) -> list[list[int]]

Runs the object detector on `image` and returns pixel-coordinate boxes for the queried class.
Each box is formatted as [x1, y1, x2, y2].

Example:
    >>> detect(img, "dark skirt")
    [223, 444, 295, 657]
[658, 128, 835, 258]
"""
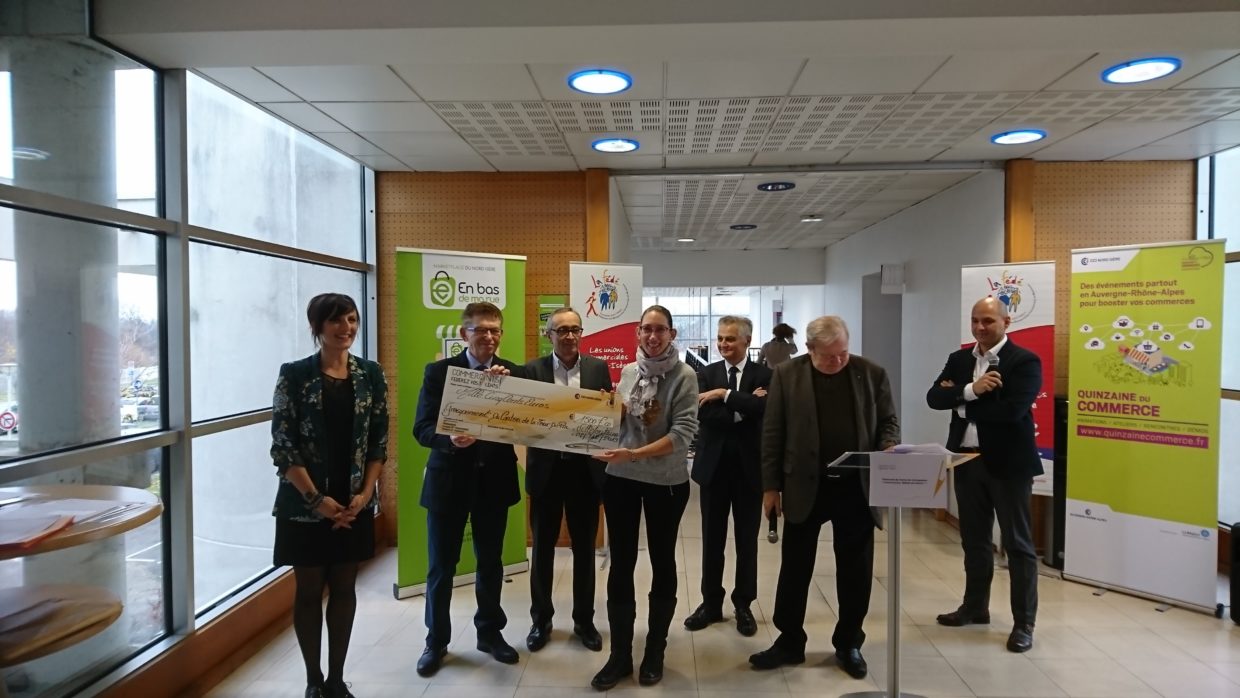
[273, 509, 375, 567]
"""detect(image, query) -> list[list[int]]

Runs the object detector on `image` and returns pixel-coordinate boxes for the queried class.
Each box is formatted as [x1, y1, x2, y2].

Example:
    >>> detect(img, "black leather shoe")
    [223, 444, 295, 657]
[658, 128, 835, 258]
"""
[591, 654, 633, 691]
[683, 603, 723, 631]
[416, 646, 447, 677]
[936, 605, 991, 627]
[734, 606, 757, 637]
[748, 644, 805, 670]
[526, 624, 552, 652]
[477, 634, 520, 664]
[305, 686, 324, 698]
[1007, 623, 1034, 653]
[835, 648, 868, 679]
[574, 623, 603, 652]
[323, 678, 355, 698]
[638, 650, 664, 686]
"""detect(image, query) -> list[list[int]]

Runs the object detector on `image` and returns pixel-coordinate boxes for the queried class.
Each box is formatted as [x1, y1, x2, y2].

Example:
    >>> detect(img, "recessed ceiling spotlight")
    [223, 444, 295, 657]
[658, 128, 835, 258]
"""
[990, 129, 1047, 145]
[591, 138, 639, 153]
[568, 69, 633, 95]
[801, 214, 824, 223]
[677, 237, 695, 243]
[1101, 57, 1182, 84]
[730, 224, 757, 230]
[12, 146, 50, 161]
[757, 182, 795, 192]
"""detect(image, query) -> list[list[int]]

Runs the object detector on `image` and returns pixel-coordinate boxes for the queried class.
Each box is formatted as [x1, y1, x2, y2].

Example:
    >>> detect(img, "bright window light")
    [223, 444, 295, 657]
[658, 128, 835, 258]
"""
[1101, 57, 1182, 84]
[568, 69, 633, 95]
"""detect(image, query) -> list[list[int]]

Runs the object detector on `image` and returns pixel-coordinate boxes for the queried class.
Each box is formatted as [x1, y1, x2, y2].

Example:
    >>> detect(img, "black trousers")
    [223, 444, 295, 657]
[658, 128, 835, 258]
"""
[954, 456, 1038, 625]
[424, 500, 508, 649]
[603, 475, 690, 605]
[529, 460, 600, 628]
[699, 455, 762, 610]
[772, 473, 874, 653]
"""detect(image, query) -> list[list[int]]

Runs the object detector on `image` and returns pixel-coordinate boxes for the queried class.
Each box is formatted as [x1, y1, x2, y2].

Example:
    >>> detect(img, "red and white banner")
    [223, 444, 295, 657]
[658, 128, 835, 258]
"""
[570, 262, 642, 384]
[960, 262, 1056, 495]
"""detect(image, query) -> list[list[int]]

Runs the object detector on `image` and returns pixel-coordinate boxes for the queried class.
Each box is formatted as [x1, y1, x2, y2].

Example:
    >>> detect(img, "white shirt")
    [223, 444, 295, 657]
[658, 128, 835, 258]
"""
[958, 335, 1007, 448]
[725, 357, 748, 422]
[553, 353, 582, 388]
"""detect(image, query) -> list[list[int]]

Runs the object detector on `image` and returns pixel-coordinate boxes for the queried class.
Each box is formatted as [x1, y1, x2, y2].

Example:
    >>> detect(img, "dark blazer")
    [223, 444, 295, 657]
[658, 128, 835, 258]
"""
[270, 353, 388, 521]
[413, 351, 522, 512]
[522, 353, 614, 496]
[926, 338, 1043, 480]
[761, 354, 900, 526]
[692, 359, 772, 491]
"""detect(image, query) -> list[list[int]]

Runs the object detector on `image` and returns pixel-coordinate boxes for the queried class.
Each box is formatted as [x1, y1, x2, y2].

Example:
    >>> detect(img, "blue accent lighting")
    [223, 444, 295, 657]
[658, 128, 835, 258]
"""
[990, 129, 1047, 145]
[591, 138, 639, 153]
[568, 69, 633, 95]
[1101, 57, 1182, 84]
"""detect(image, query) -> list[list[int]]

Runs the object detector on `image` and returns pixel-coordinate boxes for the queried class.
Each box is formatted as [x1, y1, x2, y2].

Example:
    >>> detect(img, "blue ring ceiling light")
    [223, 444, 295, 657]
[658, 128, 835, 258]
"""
[591, 138, 639, 153]
[990, 129, 1047, 145]
[568, 69, 633, 95]
[730, 224, 757, 230]
[1101, 57, 1182, 84]
[757, 182, 796, 192]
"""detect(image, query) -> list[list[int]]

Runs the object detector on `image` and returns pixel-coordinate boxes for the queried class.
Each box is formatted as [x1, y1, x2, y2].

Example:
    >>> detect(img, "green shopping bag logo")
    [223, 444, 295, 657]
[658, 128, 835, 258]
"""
[429, 270, 455, 307]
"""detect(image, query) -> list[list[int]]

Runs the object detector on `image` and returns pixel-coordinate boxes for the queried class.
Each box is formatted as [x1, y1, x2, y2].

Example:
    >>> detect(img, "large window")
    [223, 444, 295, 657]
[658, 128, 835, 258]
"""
[1200, 145, 1240, 524]
[644, 286, 824, 364]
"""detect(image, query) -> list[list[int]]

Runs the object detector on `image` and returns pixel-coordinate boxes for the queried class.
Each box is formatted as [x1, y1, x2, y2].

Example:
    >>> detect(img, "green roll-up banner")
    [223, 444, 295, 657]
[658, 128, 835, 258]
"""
[1065, 241, 1223, 610]
[395, 248, 528, 597]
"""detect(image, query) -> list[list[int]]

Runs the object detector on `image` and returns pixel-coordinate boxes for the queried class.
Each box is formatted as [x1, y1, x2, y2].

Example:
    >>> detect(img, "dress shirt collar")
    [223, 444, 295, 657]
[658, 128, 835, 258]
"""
[972, 335, 1007, 363]
[465, 350, 491, 370]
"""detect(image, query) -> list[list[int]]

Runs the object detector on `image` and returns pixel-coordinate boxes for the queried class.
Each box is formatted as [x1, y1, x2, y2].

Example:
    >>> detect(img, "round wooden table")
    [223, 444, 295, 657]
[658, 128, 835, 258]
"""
[0, 484, 161, 560]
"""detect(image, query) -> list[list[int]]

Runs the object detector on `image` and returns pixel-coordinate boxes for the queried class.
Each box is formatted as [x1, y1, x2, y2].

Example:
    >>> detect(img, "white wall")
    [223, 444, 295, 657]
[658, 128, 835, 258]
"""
[632, 248, 827, 287]
[823, 169, 1005, 444]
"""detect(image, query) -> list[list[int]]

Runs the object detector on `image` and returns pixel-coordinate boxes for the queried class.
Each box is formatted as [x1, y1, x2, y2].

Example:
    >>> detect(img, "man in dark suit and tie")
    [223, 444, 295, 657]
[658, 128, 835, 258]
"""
[523, 307, 613, 653]
[927, 296, 1042, 653]
[683, 315, 771, 637]
[749, 316, 899, 680]
[413, 302, 522, 677]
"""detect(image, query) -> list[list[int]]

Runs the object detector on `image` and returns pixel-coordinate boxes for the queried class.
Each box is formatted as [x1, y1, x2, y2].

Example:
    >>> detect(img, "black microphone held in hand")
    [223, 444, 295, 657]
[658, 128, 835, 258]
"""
[988, 356, 1001, 398]
[767, 512, 779, 543]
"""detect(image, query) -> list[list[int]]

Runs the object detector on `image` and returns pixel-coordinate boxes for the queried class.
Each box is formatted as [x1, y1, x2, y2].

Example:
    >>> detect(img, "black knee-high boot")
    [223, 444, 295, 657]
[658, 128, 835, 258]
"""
[591, 601, 635, 691]
[640, 596, 677, 686]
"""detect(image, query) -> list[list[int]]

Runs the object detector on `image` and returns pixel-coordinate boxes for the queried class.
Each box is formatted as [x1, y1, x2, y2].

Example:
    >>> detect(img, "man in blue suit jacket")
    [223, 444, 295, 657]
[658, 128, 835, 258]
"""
[926, 296, 1042, 654]
[684, 315, 771, 637]
[413, 302, 522, 676]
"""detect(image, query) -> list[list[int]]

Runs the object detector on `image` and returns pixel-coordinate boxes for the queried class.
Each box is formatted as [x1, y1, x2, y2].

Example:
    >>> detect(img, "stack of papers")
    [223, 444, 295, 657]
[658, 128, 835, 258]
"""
[0, 498, 120, 550]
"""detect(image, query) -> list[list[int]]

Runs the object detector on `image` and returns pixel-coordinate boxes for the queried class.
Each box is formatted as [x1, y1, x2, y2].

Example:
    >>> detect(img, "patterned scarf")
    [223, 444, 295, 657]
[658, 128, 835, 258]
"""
[626, 342, 680, 426]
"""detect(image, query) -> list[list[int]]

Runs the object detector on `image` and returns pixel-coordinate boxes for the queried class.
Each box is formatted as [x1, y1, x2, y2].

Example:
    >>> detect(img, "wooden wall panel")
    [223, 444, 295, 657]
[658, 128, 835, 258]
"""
[374, 171, 596, 540]
[1028, 161, 1196, 394]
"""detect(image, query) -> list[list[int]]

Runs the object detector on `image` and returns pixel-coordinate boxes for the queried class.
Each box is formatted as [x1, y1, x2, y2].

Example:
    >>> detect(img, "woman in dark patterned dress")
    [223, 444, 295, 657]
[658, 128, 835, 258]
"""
[270, 293, 389, 698]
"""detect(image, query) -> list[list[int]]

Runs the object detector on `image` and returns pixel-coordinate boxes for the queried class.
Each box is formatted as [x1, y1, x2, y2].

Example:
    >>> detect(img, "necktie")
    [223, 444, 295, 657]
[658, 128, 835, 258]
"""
[728, 366, 739, 392]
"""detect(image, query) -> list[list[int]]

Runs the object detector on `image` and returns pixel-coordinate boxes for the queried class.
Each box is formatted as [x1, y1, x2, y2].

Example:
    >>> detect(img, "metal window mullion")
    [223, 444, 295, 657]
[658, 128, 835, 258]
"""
[363, 168, 378, 360]
[186, 224, 371, 273]
[189, 409, 273, 439]
[0, 431, 179, 482]
[0, 182, 176, 235]
[162, 68, 196, 635]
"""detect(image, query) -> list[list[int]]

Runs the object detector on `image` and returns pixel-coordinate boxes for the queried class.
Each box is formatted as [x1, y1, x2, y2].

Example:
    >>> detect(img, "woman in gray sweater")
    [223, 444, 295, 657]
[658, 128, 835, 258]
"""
[590, 305, 699, 691]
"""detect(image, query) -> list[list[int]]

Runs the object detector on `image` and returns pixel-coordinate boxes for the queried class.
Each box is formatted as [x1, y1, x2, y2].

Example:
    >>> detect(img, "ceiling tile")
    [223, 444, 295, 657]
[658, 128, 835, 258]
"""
[918, 52, 1092, 92]
[1109, 143, 1238, 160]
[197, 67, 299, 102]
[528, 62, 663, 100]
[354, 154, 411, 171]
[357, 131, 478, 157]
[1043, 51, 1240, 91]
[573, 153, 664, 169]
[666, 98, 782, 154]
[562, 131, 664, 157]
[666, 59, 804, 98]
[750, 149, 848, 166]
[259, 65, 418, 101]
[260, 102, 343, 132]
[399, 152, 495, 171]
[1106, 89, 1240, 122]
[841, 147, 947, 163]
[390, 63, 541, 100]
[860, 92, 1030, 150]
[762, 94, 906, 152]
[313, 131, 386, 156]
[1031, 120, 1208, 160]
[314, 102, 451, 132]
[619, 193, 662, 207]
[548, 100, 663, 132]
[664, 153, 755, 168]
[792, 56, 947, 95]
[431, 101, 569, 156]
[932, 119, 1096, 160]
[479, 155, 579, 171]
[1152, 120, 1240, 146]
[618, 180, 664, 197]
[999, 91, 1150, 123]
[1175, 55, 1240, 90]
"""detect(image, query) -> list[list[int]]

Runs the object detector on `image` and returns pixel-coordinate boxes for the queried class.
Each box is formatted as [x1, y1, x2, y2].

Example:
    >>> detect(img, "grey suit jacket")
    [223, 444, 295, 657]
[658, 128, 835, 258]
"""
[761, 353, 900, 526]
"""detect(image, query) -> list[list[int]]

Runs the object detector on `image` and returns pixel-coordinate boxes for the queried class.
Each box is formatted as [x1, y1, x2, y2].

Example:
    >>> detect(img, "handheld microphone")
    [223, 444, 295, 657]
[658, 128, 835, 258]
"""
[767, 512, 779, 543]
[988, 355, 1001, 399]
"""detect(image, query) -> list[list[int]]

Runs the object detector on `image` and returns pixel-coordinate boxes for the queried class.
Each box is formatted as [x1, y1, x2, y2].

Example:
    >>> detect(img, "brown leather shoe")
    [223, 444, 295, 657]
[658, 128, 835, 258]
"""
[936, 606, 991, 627]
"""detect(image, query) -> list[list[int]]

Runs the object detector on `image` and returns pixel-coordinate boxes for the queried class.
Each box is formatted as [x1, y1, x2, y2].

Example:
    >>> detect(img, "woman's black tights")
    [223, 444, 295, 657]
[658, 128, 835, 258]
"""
[292, 563, 359, 686]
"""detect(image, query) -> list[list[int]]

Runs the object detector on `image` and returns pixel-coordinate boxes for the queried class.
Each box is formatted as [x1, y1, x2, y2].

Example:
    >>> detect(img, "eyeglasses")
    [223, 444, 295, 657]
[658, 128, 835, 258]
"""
[465, 326, 503, 337]
[639, 325, 671, 336]
[550, 326, 584, 337]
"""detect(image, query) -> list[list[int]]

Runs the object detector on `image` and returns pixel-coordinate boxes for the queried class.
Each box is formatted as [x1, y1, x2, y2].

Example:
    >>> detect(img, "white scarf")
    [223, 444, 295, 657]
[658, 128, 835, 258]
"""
[626, 342, 680, 420]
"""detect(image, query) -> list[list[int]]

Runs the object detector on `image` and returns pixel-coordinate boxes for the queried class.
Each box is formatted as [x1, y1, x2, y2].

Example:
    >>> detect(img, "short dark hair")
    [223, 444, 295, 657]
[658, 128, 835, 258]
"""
[307, 293, 359, 346]
[641, 304, 674, 329]
[462, 302, 503, 326]
[772, 322, 797, 340]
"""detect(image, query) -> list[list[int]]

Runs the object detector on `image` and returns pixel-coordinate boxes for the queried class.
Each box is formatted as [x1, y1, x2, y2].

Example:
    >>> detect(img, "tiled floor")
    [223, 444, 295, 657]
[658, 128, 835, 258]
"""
[208, 487, 1240, 698]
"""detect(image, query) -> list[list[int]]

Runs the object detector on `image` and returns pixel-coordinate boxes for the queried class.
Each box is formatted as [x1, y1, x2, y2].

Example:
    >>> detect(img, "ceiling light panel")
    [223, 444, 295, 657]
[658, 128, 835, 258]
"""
[665, 98, 782, 154]
[860, 92, 1029, 149]
[547, 100, 663, 132]
[430, 101, 570, 156]
[1105, 88, 1240, 122]
[761, 95, 906, 152]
